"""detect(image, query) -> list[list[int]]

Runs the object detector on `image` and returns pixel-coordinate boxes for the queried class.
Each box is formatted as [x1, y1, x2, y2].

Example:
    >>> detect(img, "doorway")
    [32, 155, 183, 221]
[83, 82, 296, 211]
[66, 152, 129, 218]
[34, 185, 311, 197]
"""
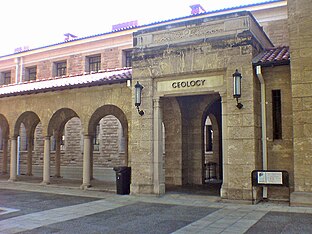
[163, 94, 222, 196]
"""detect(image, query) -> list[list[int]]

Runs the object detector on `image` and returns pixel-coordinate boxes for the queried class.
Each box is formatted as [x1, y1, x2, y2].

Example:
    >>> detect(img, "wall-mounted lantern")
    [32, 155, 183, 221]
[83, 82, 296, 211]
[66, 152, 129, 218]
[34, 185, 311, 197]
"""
[134, 81, 145, 116]
[233, 69, 243, 109]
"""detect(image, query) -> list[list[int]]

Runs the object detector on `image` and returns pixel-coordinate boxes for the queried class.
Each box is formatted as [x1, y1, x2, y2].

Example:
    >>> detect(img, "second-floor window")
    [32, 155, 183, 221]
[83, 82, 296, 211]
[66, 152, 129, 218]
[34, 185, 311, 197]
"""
[4, 72, 11, 85]
[123, 50, 132, 67]
[88, 55, 101, 72]
[25, 66, 37, 81]
[0, 71, 11, 85]
[55, 61, 67, 77]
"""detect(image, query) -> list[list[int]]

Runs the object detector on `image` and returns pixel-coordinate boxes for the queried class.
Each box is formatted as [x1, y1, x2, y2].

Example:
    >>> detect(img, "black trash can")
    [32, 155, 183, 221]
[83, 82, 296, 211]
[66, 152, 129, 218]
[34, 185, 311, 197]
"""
[113, 166, 131, 195]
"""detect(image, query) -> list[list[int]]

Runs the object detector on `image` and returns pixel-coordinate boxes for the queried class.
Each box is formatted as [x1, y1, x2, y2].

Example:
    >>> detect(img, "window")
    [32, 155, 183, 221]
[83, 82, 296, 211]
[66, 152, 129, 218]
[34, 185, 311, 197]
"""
[88, 55, 101, 72]
[25, 66, 37, 81]
[51, 132, 65, 151]
[0, 71, 11, 85]
[272, 90, 282, 140]
[2, 71, 11, 85]
[93, 123, 100, 151]
[55, 61, 67, 77]
[205, 125, 213, 152]
[123, 50, 132, 67]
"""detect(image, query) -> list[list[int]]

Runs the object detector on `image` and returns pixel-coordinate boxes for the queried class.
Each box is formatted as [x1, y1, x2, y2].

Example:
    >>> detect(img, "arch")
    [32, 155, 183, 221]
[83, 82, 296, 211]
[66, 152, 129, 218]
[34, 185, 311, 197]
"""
[14, 111, 41, 137]
[202, 96, 222, 183]
[88, 105, 128, 137]
[0, 114, 9, 138]
[47, 108, 79, 136]
[88, 104, 129, 180]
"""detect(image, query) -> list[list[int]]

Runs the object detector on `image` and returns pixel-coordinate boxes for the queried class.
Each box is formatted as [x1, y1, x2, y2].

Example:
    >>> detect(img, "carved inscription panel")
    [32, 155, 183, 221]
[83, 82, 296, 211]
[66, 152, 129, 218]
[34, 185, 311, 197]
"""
[157, 75, 223, 95]
[153, 23, 224, 44]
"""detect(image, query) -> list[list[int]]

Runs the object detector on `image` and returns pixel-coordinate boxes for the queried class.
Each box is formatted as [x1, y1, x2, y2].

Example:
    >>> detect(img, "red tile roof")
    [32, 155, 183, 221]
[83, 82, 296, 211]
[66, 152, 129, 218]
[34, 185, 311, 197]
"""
[253, 46, 290, 66]
[0, 68, 131, 98]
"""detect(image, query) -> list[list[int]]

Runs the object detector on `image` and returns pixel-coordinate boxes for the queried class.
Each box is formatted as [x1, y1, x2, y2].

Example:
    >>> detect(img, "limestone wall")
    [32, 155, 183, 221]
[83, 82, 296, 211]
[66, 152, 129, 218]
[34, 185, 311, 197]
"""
[288, 0, 312, 193]
[263, 65, 293, 200]
[131, 12, 265, 198]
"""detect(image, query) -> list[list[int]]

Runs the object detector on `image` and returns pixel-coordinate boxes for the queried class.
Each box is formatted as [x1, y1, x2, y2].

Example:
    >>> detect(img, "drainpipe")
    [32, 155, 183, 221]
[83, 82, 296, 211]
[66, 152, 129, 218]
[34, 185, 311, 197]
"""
[256, 65, 268, 199]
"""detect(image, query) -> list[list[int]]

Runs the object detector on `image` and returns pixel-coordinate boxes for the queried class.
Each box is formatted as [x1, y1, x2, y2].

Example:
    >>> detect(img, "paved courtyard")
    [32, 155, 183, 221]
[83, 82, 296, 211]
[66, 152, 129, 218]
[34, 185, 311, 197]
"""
[0, 180, 311, 233]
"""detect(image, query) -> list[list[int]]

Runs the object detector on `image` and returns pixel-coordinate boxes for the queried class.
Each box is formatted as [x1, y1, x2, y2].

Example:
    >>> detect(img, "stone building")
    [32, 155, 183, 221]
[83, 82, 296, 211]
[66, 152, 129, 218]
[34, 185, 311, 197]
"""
[0, 0, 312, 206]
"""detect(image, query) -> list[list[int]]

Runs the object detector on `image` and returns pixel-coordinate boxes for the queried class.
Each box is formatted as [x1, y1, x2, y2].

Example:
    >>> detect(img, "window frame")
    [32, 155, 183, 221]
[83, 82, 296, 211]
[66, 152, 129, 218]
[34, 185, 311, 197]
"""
[88, 55, 101, 72]
[25, 66, 37, 81]
[205, 125, 213, 152]
[123, 49, 132, 68]
[93, 123, 100, 151]
[272, 89, 282, 140]
[55, 61, 67, 77]
[3, 71, 11, 85]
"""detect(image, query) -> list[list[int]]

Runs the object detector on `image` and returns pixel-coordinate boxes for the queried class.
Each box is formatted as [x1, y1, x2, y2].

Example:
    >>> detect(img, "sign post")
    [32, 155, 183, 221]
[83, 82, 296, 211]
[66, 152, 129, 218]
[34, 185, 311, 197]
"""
[251, 170, 289, 205]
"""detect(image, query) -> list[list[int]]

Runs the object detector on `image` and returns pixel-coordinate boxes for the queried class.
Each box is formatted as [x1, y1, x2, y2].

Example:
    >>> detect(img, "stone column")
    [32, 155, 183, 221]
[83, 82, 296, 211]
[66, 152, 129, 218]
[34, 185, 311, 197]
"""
[2, 137, 8, 174]
[90, 142, 94, 180]
[220, 96, 229, 198]
[9, 137, 17, 181]
[81, 135, 91, 189]
[153, 98, 165, 195]
[54, 134, 61, 177]
[42, 136, 50, 184]
[26, 135, 33, 176]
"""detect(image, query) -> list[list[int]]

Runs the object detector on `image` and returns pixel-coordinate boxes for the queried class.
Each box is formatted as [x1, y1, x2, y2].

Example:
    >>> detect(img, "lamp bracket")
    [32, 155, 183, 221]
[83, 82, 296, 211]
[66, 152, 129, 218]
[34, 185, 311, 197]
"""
[137, 106, 144, 116]
[236, 98, 243, 109]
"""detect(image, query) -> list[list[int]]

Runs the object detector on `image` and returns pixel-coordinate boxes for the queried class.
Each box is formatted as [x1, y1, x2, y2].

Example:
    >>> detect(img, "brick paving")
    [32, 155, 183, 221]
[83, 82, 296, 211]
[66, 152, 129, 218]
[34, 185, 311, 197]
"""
[0, 179, 312, 233]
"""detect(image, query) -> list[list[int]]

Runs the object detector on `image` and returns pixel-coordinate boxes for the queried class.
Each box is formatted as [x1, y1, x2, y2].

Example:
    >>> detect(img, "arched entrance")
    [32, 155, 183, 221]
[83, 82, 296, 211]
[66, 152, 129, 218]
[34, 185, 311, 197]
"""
[162, 94, 222, 195]
[88, 105, 129, 189]
[202, 98, 222, 190]
[47, 108, 82, 183]
[13, 111, 41, 181]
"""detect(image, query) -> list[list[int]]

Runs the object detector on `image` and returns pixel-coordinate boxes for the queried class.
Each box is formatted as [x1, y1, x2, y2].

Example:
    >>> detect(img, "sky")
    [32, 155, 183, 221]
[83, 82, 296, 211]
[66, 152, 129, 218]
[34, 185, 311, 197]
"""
[0, 0, 269, 56]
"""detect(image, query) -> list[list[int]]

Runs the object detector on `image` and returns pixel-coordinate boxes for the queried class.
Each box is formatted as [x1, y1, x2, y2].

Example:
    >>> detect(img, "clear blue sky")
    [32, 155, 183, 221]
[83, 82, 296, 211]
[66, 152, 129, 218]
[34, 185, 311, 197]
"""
[0, 0, 269, 56]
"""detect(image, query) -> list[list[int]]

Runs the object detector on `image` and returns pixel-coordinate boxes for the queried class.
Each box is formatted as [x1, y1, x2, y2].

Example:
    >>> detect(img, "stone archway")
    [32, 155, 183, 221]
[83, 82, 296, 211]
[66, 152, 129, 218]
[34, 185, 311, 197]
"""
[161, 93, 222, 195]
[88, 105, 129, 188]
[47, 108, 81, 180]
[11, 111, 41, 181]
[202, 98, 222, 183]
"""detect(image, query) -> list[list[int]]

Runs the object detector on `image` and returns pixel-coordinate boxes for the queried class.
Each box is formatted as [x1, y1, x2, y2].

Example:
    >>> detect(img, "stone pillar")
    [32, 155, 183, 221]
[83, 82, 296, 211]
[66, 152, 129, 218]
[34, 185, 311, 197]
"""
[42, 136, 50, 184]
[2, 137, 8, 174]
[90, 142, 94, 180]
[81, 135, 91, 189]
[129, 78, 154, 194]
[220, 96, 229, 198]
[9, 137, 17, 181]
[54, 135, 61, 177]
[26, 135, 33, 176]
[153, 98, 165, 195]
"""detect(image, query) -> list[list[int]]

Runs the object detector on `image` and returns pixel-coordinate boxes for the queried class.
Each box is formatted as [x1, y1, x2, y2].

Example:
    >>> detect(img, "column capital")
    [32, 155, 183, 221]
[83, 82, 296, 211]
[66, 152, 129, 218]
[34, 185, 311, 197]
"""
[153, 97, 161, 109]
[9, 136, 18, 141]
[83, 135, 92, 140]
